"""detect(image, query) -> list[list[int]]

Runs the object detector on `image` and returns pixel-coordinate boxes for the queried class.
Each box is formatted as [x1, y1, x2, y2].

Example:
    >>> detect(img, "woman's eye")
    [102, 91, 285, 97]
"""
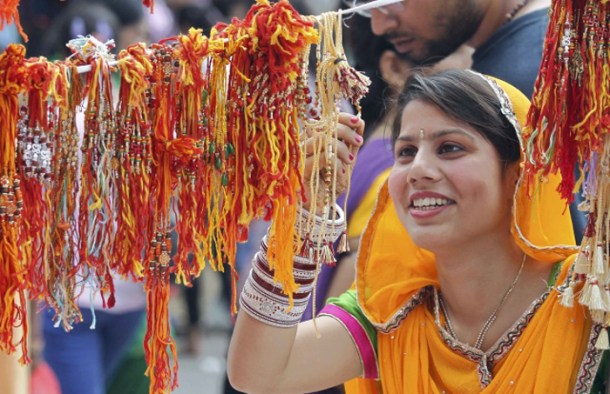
[396, 145, 417, 159]
[438, 143, 463, 155]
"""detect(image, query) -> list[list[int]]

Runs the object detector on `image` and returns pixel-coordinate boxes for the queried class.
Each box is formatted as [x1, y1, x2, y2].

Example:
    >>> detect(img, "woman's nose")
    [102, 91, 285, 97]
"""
[407, 152, 437, 184]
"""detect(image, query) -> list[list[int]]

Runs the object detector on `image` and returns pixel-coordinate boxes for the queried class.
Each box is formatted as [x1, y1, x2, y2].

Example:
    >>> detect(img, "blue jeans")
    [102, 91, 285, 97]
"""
[43, 307, 145, 394]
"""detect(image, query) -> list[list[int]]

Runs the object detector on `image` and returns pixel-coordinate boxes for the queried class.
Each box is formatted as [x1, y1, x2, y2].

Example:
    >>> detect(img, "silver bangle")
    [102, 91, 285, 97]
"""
[296, 203, 346, 246]
[240, 269, 311, 328]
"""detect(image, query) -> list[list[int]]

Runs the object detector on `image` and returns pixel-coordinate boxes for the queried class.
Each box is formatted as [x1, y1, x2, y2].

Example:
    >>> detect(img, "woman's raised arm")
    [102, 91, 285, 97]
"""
[227, 113, 365, 393]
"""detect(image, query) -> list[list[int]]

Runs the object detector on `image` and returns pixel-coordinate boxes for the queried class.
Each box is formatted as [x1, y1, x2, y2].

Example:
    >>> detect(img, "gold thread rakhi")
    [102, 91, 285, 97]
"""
[299, 11, 370, 263]
[114, 42, 153, 279]
[296, 11, 370, 325]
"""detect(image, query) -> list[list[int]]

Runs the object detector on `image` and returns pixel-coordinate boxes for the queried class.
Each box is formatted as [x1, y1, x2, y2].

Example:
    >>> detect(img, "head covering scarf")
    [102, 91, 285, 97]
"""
[349, 73, 599, 393]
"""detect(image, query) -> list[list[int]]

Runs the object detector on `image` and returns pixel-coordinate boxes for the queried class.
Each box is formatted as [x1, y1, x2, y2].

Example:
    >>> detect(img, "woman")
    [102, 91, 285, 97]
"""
[227, 70, 605, 393]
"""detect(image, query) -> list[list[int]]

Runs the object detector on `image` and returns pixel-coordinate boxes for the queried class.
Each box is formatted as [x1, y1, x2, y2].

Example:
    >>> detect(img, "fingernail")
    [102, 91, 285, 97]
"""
[349, 153, 354, 161]
[350, 116, 359, 124]
[355, 135, 363, 144]
[342, 168, 346, 174]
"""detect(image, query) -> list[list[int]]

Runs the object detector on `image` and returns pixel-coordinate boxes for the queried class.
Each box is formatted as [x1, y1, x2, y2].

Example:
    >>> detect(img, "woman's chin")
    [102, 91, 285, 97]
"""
[409, 231, 454, 251]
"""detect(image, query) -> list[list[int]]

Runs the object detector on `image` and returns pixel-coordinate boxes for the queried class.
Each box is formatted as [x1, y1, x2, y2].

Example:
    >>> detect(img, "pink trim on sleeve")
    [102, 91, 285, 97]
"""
[320, 304, 379, 379]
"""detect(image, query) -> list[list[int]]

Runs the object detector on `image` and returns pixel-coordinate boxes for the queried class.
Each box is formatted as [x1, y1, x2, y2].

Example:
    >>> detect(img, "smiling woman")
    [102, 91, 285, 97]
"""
[227, 69, 607, 394]
[388, 72, 521, 251]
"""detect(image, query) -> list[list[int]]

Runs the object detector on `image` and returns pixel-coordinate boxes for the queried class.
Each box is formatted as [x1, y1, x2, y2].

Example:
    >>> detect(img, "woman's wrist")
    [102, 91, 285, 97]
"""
[240, 235, 317, 327]
[296, 203, 346, 264]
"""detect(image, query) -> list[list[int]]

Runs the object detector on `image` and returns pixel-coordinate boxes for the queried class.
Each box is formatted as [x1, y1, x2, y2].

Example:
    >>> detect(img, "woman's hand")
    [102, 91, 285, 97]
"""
[301, 113, 365, 215]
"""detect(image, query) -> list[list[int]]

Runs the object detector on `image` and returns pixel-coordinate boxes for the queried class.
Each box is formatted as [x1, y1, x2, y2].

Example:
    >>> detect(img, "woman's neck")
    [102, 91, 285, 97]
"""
[434, 239, 522, 319]
[433, 239, 551, 350]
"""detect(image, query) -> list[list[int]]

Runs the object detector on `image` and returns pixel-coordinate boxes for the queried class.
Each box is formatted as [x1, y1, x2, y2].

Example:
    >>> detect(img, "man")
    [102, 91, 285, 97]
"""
[350, 0, 547, 100]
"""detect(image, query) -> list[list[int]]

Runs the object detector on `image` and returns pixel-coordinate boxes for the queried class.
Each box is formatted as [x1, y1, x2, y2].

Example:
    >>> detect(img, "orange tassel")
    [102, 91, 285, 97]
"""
[0, 0, 27, 42]
[144, 272, 178, 393]
[0, 44, 29, 363]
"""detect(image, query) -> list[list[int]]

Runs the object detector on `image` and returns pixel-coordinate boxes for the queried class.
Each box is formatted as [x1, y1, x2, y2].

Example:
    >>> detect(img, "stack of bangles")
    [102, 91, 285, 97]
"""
[240, 204, 346, 327]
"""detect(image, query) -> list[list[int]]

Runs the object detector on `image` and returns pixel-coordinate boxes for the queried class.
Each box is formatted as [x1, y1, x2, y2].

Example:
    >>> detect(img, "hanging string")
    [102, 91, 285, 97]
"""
[0, 0, 27, 42]
[524, 0, 610, 344]
[0, 43, 29, 364]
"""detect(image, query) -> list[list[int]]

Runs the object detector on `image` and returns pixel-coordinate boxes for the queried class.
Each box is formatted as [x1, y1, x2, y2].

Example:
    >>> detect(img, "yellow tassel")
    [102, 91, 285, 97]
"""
[595, 328, 610, 350]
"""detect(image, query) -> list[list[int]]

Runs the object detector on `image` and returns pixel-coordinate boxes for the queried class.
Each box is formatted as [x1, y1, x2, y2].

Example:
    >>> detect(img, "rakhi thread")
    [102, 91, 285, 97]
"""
[0, 1, 371, 390]
[524, 0, 610, 347]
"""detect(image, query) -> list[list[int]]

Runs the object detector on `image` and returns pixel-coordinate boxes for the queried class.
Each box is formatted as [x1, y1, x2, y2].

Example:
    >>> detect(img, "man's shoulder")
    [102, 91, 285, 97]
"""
[471, 8, 550, 98]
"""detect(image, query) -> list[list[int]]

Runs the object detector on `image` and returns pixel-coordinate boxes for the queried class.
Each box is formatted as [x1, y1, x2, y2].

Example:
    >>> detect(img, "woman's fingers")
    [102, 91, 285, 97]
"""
[300, 113, 365, 212]
[337, 113, 365, 147]
[302, 113, 364, 162]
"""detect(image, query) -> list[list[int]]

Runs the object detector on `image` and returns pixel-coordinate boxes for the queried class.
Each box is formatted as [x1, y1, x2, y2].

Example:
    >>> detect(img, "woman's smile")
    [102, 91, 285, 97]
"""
[409, 191, 455, 219]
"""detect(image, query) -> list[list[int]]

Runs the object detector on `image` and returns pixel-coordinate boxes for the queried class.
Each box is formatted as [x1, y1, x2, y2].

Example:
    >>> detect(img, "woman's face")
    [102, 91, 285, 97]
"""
[388, 99, 517, 251]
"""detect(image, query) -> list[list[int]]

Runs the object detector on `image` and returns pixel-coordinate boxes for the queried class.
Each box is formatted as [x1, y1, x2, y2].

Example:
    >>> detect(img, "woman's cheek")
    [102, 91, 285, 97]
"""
[387, 166, 407, 204]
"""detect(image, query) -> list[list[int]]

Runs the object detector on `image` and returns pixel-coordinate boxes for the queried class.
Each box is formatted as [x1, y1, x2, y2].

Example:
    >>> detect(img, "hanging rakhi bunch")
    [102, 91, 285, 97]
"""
[523, 1, 610, 340]
[298, 11, 370, 268]
[172, 28, 212, 284]
[142, 42, 182, 394]
[0, 43, 29, 363]
[39, 61, 84, 330]
[215, 0, 321, 304]
[67, 36, 119, 313]
[114, 42, 153, 279]
[17, 56, 70, 305]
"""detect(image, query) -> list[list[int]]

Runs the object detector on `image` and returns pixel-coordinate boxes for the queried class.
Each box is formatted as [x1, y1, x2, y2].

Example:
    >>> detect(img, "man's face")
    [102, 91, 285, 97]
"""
[369, 0, 483, 66]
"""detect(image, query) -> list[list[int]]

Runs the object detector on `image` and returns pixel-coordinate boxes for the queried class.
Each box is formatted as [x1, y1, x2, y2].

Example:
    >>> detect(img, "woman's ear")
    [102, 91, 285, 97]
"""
[379, 50, 413, 91]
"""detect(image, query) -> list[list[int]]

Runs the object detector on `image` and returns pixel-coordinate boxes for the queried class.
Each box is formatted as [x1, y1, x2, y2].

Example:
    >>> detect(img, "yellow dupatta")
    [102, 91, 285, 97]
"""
[347, 78, 598, 393]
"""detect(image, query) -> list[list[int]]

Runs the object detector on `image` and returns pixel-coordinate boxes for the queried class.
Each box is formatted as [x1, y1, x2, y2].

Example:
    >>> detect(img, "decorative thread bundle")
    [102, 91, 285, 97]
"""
[0, 1, 370, 392]
[523, 0, 610, 348]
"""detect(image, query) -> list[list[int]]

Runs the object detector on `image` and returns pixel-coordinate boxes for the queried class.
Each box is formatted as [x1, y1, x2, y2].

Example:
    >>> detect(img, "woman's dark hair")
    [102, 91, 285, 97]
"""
[392, 69, 521, 164]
